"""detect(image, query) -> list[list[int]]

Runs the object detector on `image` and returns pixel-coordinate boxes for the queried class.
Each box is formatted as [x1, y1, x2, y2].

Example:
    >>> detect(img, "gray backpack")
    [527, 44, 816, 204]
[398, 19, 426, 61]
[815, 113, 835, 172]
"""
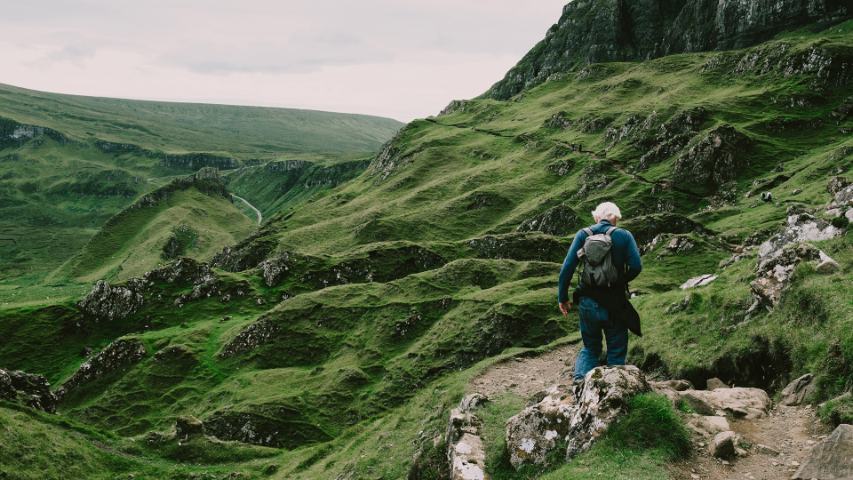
[577, 226, 620, 287]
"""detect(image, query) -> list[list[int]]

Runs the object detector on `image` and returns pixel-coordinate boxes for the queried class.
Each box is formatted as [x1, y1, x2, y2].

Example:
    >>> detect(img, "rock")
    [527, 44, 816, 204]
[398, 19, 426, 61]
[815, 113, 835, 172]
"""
[77, 280, 144, 322]
[505, 384, 575, 468]
[544, 111, 573, 130]
[686, 415, 731, 437]
[203, 406, 331, 448]
[706, 378, 730, 390]
[709, 431, 737, 459]
[516, 204, 580, 236]
[440, 100, 471, 116]
[827, 176, 850, 196]
[755, 443, 780, 456]
[368, 125, 415, 180]
[467, 233, 568, 262]
[816, 251, 841, 274]
[672, 125, 752, 191]
[485, 0, 850, 100]
[55, 338, 147, 401]
[761, 191, 773, 202]
[218, 319, 279, 358]
[792, 424, 853, 480]
[780, 374, 816, 406]
[176, 415, 205, 440]
[678, 387, 771, 419]
[757, 213, 841, 268]
[446, 394, 490, 480]
[681, 274, 717, 289]
[752, 237, 832, 307]
[0, 368, 57, 413]
[666, 236, 695, 253]
[505, 366, 650, 469]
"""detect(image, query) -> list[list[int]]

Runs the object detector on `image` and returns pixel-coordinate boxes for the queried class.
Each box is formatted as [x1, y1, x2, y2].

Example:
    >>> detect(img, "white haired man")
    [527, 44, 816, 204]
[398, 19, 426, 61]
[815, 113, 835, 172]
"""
[557, 202, 643, 382]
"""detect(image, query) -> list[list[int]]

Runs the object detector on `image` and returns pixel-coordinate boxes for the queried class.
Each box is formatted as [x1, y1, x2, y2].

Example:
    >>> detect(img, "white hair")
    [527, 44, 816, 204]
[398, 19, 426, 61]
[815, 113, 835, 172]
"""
[591, 202, 622, 223]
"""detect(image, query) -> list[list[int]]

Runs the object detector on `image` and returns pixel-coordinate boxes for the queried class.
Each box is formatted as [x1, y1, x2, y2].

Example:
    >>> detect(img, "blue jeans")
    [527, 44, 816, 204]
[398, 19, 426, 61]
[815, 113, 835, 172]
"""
[573, 296, 628, 381]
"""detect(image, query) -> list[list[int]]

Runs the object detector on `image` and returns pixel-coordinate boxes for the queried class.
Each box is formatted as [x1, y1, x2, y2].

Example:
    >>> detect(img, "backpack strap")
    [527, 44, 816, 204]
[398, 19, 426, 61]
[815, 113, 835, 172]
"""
[604, 226, 618, 237]
[582, 227, 594, 237]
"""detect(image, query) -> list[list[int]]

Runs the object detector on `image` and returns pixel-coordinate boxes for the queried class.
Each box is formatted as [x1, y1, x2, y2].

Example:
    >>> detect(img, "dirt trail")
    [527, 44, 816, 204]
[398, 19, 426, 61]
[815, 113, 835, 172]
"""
[468, 343, 579, 399]
[231, 193, 263, 225]
[673, 404, 830, 480]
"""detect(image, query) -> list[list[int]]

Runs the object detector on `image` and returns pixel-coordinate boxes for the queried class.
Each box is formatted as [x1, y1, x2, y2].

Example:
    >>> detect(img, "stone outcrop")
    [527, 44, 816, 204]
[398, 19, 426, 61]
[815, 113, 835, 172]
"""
[505, 366, 650, 469]
[467, 233, 568, 262]
[55, 338, 147, 401]
[792, 424, 853, 480]
[175, 415, 205, 441]
[780, 374, 817, 406]
[485, 0, 850, 99]
[203, 405, 331, 448]
[826, 175, 853, 221]
[446, 394, 490, 480]
[709, 430, 738, 459]
[77, 280, 144, 322]
[678, 388, 771, 419]
[368, 126, 415, 180]
[516, 204, 580, 236]
[672, 125, 751, 191]
[680, 274, 717, 290]
[219, 319, 279, 358]
[750, 211, 842, 308]
[0, 368, 57, 412]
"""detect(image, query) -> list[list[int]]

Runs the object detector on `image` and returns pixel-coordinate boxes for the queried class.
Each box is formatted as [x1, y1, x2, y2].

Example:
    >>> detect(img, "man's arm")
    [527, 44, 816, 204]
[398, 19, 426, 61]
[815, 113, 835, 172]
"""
[622, 231, 643, 283]
[557, 232, 585, 304]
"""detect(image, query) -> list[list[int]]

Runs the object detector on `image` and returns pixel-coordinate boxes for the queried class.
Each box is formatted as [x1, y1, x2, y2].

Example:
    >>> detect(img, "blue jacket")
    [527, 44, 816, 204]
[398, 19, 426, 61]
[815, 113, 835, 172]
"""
[557, 220, 642, 304]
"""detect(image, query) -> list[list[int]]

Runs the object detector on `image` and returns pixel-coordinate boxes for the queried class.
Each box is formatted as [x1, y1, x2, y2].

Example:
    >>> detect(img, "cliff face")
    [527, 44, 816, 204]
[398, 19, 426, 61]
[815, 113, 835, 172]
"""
[486, 0, 851, 99]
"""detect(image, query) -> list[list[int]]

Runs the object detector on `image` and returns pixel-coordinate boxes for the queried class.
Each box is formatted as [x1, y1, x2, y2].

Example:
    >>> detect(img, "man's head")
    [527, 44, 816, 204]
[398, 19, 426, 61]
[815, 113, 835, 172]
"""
[591, 202, 622, 225]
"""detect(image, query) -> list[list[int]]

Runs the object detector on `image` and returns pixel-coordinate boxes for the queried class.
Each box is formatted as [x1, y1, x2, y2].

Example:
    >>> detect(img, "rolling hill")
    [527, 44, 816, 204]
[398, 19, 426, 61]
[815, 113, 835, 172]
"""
[0, 85, 402, 303]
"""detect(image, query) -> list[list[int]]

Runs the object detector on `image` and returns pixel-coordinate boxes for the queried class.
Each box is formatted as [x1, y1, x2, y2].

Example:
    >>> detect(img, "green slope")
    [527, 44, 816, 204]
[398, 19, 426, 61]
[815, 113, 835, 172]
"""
[0, 85, 401, 300]
[0, 83, 403, 157]
[0, 18, 851, 480]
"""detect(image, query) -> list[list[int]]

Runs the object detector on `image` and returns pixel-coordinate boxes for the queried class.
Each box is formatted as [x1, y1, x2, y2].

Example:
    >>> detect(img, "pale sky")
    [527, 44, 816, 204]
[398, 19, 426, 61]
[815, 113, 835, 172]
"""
[0, 1, 567, 121]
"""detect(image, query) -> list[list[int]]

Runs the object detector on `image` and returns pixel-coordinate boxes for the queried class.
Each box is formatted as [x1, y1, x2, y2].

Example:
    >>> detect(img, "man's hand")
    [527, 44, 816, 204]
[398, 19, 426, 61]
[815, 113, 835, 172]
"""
[559, 301, 572, 317]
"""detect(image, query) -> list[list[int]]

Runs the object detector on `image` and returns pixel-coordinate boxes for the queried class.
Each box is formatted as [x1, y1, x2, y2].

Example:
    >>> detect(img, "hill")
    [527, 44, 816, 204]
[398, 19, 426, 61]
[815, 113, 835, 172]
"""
[0, 6, 851, 480]
[0, 86, 401, 303]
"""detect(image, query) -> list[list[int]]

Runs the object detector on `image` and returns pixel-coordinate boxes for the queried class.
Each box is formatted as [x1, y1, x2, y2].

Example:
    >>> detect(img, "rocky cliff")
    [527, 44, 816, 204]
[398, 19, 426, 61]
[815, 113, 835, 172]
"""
[486, 0, 851, 99]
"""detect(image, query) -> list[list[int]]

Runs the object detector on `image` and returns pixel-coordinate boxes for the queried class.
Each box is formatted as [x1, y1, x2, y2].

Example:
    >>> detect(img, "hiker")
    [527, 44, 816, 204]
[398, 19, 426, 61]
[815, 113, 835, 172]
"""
[557, 202, 643, 382]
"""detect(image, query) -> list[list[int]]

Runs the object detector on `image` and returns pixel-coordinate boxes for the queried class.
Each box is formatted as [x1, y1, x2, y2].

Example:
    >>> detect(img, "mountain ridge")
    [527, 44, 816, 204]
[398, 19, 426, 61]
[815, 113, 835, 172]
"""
[486, 0, 851, 99]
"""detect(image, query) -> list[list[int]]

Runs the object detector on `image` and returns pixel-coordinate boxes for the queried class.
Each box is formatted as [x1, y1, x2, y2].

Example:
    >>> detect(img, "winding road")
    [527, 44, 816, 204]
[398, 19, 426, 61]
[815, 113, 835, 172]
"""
[231, 194, 263, 226]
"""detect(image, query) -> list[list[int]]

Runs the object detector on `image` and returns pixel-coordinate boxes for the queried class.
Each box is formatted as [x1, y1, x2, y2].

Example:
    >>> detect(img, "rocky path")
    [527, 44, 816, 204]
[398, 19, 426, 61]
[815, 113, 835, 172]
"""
[468, 343, 578, 399]
[675, 405, 830, 480]
[231, 193, 263, 225]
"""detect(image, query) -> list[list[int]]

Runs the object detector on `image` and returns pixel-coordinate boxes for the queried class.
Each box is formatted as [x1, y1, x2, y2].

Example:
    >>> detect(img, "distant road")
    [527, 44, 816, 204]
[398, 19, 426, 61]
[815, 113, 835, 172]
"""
[231, 194, 263, 226]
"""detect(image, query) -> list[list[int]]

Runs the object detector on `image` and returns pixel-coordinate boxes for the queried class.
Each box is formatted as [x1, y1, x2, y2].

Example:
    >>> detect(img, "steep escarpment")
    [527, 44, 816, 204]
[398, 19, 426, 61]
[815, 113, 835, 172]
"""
[486, 0, 851, 99]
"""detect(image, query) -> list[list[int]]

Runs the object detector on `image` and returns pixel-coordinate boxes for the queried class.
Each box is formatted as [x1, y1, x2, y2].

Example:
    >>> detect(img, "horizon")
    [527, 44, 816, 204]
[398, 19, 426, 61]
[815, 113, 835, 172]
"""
[0, 1, 567, 122]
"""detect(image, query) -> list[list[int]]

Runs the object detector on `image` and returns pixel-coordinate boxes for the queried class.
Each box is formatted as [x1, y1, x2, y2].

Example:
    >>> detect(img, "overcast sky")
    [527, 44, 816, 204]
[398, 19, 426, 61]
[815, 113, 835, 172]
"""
[0, 1, 567, 121]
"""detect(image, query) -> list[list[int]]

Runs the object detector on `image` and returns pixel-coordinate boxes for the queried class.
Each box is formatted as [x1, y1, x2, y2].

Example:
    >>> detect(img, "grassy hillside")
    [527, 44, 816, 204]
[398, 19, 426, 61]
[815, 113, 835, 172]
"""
[0, 83, 403, 157]
[0, 86, 401, 302]
[0, 19, 850, 480]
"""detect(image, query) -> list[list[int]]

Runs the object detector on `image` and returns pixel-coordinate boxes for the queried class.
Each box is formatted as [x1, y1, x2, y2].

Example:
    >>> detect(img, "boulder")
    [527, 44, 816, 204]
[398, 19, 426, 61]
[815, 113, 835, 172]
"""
[792, 424, 853, 480]
[816, 251, 841, 274]
[0, 368, 57, 413]
[706, 378, 730, 390]
[505, 366, 650, 469]
[678, 387, 771, 419]
[218, 319, 279, 358]
[55, 338, 147, 401]
[446, 394, 490, 480]
[680, 274, 717, 290]
[780, 374, 816, 406]
[709, 430, 738, 459]
[686, 415, 731, 437]
[176, 415, 205, 440]
[77, 280, 144, 322]
[505, 384, 575, 468]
